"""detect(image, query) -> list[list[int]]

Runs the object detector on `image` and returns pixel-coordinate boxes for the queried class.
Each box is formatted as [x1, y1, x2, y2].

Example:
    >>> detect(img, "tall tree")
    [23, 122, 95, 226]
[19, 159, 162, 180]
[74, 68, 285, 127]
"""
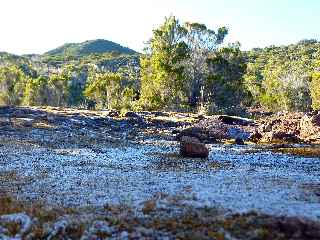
[206, 42, 247, 113]
[183, 22, 228, 108]
[139, 16, 189, 110]
[84, 70, 125, 109]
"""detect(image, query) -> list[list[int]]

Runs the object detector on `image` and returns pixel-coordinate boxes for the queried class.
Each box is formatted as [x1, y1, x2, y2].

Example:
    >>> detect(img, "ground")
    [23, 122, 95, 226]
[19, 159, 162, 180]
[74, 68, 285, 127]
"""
[0, 106, 320, 239]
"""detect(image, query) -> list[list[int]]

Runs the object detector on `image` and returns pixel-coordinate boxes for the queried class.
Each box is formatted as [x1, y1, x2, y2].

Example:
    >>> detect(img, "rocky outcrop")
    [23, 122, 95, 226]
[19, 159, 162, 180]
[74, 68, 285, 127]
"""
[177, 115, 255, 143]
[256, 111, 320, 144]
[180, 136, 209, 158]
[300, 113, 320, 143]
[176, 112, 320, 144]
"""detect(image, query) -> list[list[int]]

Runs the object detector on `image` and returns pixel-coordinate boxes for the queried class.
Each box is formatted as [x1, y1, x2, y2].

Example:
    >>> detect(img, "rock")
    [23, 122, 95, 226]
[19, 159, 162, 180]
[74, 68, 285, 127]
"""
[142, 199, 157, 214]
[81, 220, 112, 239]
[227, 127, 251, 140]
[0, 117, 10, 127]
[256, 112, 304, 143]
[153, 111, 169, 117]
[11, 109, 26, 118]
[300, 114, 320, 143]
[261, 131, 300, 143]
[248, 131, 263, 143]
[19, 118, 34, 127]
[107, 110, 119, 118]
[180, 136, 209, 158]
[172, 129, 181, 135]
[177, 127, 211, 142]
[120, 231, 129, 239]
[46, 114, 56, 123]
[196, 114, 205, 120]
[235, 138, 245, 145]
[46, 219, 69, 238]
[124, 111, 145, 126]
[124, 111, 141, 118]
[0, 106, 13, 115]
[218, 115, 256, 126]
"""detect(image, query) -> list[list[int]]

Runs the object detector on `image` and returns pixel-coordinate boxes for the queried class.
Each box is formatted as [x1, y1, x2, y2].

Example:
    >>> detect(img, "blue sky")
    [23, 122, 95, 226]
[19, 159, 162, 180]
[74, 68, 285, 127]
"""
[0, 0, 319, 54]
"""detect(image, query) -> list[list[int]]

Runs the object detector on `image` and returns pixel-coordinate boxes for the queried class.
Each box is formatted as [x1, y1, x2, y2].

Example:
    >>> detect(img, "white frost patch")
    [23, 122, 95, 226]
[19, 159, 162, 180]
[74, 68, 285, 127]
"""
[1, 140, 320, 220]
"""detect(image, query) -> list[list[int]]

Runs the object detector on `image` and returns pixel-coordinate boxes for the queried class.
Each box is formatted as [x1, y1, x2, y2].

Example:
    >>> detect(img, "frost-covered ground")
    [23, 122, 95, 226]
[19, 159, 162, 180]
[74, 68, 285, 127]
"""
[1, 133, 320, 221]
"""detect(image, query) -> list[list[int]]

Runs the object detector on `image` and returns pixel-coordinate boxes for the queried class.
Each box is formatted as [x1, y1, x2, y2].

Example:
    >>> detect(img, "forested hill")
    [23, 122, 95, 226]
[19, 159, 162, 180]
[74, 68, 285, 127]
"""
[43, 39, 137, 59]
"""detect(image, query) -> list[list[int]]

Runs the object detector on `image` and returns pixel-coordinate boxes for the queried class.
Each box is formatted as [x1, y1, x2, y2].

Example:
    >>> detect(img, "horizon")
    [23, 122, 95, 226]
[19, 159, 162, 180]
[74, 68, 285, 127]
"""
[0, 0, 319, 55]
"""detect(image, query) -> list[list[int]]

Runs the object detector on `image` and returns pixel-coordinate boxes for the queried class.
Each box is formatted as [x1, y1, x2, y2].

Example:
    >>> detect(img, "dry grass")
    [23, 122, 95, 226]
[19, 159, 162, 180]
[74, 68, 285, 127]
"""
[0, 193, 83, 238]
[273, 147, 320, 158]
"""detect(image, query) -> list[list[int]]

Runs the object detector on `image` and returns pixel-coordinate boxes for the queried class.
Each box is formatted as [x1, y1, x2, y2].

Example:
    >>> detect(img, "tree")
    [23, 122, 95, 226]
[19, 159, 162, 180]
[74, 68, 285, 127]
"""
[0, 65, 29, 105]
[84, 71, 123, 109]
[206, 42, 248, 113]
[139, 16, 228, 111]
[183, 22, 228, 108]
[243, 40, 320, 111]
[47, 72, 70, 106]
[23, 76, 49, 106]
[139, 16, 189, 110]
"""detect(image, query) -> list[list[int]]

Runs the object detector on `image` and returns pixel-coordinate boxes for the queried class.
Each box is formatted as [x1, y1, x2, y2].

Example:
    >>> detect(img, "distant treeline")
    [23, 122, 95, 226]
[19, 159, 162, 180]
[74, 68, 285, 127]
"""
[0, 16, 319, 114]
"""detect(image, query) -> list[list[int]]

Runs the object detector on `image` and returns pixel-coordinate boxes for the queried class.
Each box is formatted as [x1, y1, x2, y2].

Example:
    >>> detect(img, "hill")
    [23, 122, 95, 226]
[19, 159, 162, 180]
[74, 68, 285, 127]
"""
[43, 39, 137, 59]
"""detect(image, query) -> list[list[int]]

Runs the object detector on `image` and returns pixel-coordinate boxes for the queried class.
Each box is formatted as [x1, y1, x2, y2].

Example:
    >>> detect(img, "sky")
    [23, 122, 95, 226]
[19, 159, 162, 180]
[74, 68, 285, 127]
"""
[0, 0, 319, 55]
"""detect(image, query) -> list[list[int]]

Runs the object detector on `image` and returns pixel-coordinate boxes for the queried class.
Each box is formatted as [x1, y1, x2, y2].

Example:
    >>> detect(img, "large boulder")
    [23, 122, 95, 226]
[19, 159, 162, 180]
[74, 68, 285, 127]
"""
[180, 136, 209, 158]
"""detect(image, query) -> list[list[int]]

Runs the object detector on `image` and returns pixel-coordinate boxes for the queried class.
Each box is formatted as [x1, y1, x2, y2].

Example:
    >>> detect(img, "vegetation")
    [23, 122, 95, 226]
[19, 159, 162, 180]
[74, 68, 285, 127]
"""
[139, 16, 244, 113]
[244, 39, 320, 111]
[0, 18, 319, 113]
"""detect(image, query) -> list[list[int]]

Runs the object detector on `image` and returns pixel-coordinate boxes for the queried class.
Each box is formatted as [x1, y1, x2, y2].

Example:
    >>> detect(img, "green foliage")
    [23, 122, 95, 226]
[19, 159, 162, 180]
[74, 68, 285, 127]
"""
[311, 61, 320, 110]
[139, 16, 230, 112]
[47, 73, 70, 106]
[23, 77, 49, 106]
[84, 70, 138, 110]
[0, 27, 319, 114]
[183, 21, 228, 109]
[244, 40, 320, 111]
[205, 43, 248, 113]
[0, 65, 30, 105]
[139, 16, 189, 111]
